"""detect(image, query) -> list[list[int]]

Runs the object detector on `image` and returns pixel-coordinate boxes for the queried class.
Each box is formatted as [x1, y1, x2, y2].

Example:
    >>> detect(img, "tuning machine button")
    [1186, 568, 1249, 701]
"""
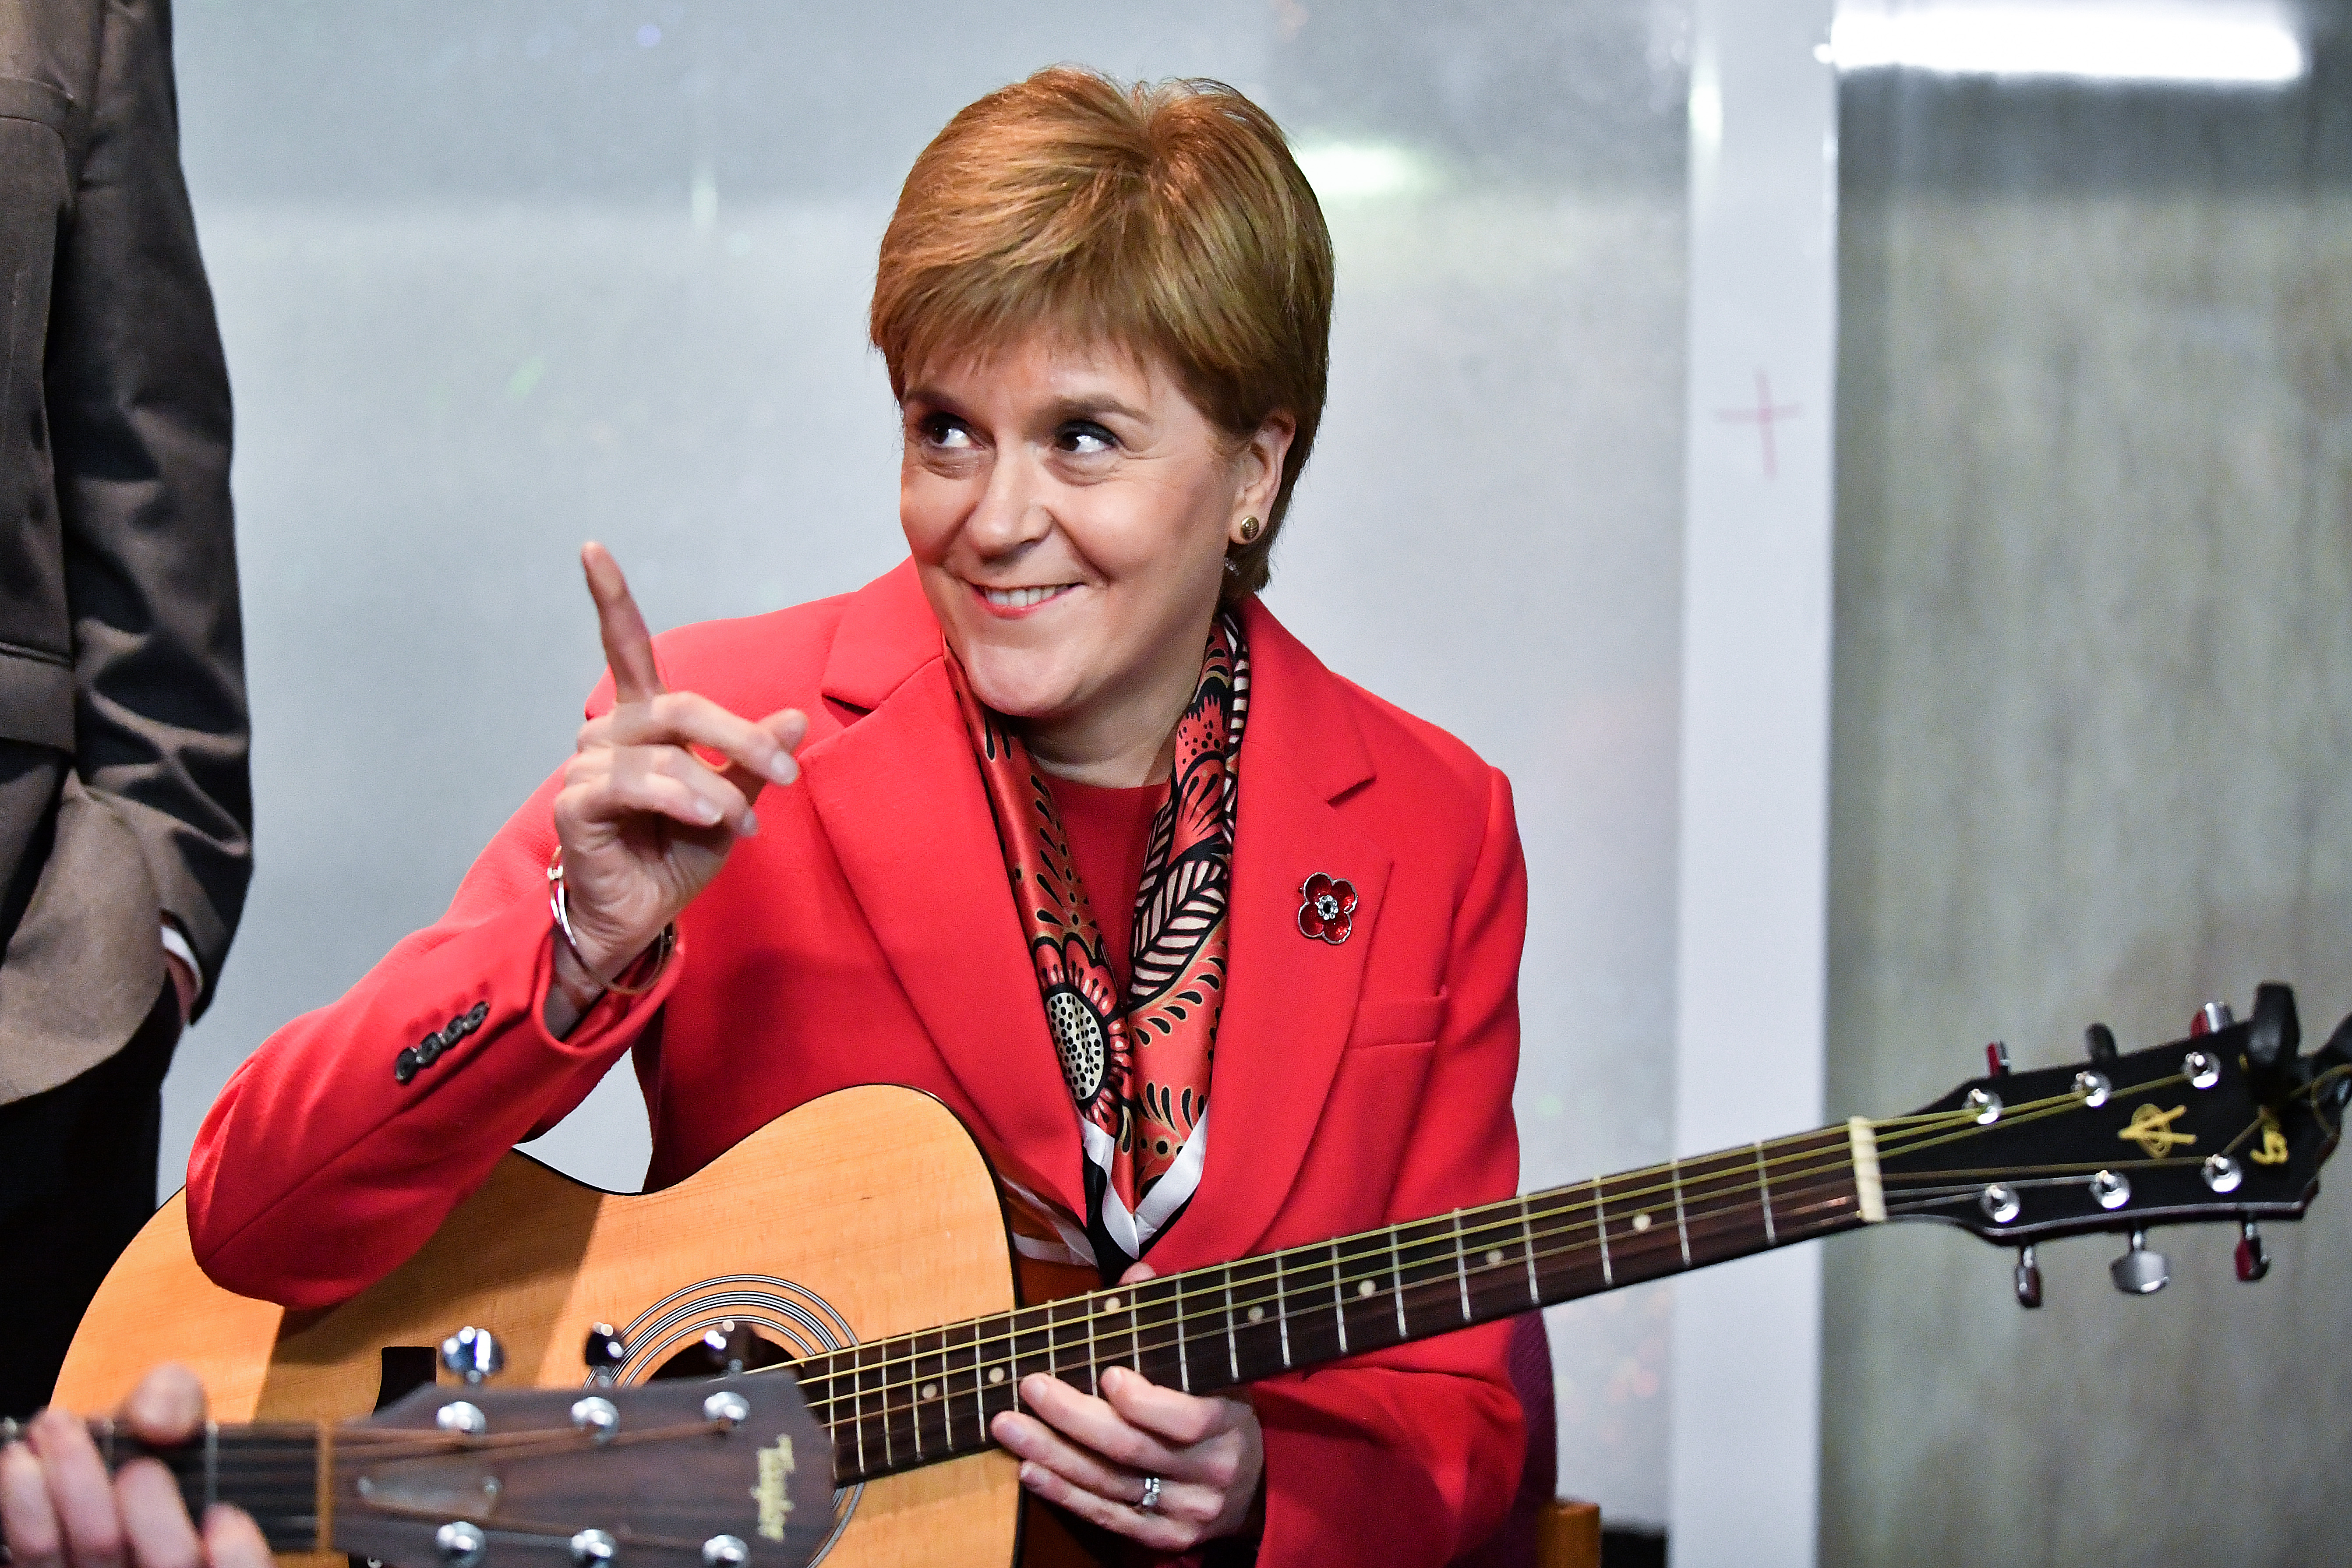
[1984, 1041, 2012, 1077]
[2235, 1220, 2271, 1283]
[2013, 1244, 2043, 1309]
[2192, 1001, 2235, 1036]
[570, 1396, 620, 1441]
[703, 1320, 754, 1374]
[2110, 1230, 2169, 1295]
[584, 1322, 629, 1380]
[441, 1327, 504, 1384]
[435, 1401, 487, 1435]
[437, 1522, 487, 1568]
[2084, 1022, 2119, 1065]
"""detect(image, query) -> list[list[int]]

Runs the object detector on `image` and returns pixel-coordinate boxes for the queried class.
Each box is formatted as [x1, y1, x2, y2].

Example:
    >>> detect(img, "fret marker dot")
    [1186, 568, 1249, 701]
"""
[1103, 1296, 1121, 1312]
[1357, 1279, 1376, 1298]
[1632, 1212, 1652, 1231]
[921, 1383, 938, 1402]
[989, 1367, 1006, 1384]
[1247, 1306, 1264, 1323]
[1485, 1249, 1505, 1268]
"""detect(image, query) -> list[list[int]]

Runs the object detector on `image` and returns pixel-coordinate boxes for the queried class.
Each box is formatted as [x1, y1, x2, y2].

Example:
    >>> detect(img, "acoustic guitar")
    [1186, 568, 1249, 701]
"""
[29, 984, 2349, 1568]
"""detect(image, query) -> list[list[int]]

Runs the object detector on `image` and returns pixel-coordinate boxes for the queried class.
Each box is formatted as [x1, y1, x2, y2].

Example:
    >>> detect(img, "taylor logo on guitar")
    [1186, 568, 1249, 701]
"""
[26, 984, 2349, 1568]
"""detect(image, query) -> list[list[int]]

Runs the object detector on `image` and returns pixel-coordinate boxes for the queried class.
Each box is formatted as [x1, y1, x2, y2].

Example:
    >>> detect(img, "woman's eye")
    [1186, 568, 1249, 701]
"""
[920, 415, 975, 450]
[1058, 421, 1116, 456]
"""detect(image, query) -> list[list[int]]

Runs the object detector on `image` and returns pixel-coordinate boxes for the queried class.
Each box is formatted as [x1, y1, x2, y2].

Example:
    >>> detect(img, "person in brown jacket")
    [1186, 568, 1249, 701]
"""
[0, 0, 249, 1416]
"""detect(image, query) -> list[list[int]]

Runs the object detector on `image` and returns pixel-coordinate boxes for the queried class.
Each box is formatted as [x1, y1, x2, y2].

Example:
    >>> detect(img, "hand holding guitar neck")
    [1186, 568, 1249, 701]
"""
[0, 1366, 269, 1568]
[546, 544, 808, 1032]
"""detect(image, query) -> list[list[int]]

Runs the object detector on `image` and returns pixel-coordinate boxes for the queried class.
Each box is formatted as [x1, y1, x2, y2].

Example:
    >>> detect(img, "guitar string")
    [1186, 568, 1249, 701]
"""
[827, 1088, 2259, 1460]
[790, 1075, 2154, 1406]
[819, 1184, 1880, 1466]
[790, 1072, 2182, 1420]
[802, 1068, 2239, 1432]
[798, 1137, 1926, 1427]
[795, 1112, 1942, 1400]
[791, 1130, 1868, 1414]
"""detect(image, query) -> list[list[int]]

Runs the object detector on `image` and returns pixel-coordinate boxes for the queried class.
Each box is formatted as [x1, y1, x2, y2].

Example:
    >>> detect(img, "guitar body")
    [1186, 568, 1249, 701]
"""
[56, 1086, 1026, 1568]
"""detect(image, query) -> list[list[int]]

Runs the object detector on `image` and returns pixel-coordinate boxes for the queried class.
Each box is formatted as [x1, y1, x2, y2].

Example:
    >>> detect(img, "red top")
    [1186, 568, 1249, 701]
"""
[1045, 776, 1166, 998]
[187, 562, 1530, 1568]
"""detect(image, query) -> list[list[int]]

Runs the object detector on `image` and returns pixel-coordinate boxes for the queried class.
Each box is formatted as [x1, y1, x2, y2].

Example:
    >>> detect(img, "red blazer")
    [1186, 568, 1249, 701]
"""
[188, 562, 1530, 1566]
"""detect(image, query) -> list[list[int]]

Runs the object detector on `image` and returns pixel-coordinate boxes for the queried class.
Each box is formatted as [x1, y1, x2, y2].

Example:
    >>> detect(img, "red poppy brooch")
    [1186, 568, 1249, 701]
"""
[1296, 873, 1357, 945]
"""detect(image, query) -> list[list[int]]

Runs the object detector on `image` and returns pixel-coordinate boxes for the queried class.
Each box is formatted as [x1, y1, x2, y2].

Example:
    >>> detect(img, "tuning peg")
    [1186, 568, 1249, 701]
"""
[1985, 1041, 2012, 1077]
[2247, 984, 2299, 1104]
[2084, 1023, 2119, 1065]
[2013, 1244, 2043, 1308]
[703, 1319, 753, 1374]
[440, 1326, 504, 1383]
[584, 1322, 629, 1379]
[2235, 1220, 2271, 1282]
[2192, 1001, 2235, 1037]
[2110, 1230, 2169, 1295]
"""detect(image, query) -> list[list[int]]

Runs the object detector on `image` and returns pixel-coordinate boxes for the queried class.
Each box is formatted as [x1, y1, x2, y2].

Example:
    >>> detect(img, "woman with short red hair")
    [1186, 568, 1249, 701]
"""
[9, 69, 1529, 1566]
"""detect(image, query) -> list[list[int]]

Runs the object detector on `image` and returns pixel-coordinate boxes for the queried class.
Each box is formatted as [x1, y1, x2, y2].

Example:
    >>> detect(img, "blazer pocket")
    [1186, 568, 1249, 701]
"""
[1348, 989, 1448, 1049]
[0, 78, 71, 135]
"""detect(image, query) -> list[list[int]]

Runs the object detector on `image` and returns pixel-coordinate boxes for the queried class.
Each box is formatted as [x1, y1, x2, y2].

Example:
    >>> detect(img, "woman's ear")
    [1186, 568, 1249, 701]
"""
[1237, 413, 1296, 520]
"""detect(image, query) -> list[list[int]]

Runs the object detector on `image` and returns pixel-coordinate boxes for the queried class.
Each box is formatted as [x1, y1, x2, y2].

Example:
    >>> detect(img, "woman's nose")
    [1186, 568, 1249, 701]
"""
[962, 451, 1054, 554]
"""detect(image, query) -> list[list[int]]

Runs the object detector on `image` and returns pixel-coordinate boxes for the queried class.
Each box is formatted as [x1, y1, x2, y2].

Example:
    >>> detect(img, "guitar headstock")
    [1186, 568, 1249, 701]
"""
[332, 1372, 832, 1568]
[1873, 982, 2351, 1293]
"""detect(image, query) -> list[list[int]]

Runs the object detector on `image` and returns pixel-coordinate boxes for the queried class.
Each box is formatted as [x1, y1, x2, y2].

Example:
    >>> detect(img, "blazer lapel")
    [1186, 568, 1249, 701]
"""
[798, 566, 1087, 1221]
[1151, 603, 1390, 1273]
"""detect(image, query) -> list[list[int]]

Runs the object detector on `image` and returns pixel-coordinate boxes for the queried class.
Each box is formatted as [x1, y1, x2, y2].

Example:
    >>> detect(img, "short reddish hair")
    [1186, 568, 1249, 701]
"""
[871, 67, 1332, 602]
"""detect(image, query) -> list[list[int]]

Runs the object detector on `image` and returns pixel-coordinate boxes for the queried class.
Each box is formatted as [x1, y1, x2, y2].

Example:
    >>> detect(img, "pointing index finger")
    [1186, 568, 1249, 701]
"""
[582, 542, 664, 705]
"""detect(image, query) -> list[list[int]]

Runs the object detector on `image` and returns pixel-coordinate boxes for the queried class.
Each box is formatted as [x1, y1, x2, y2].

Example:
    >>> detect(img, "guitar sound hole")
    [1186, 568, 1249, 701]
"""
[647, 1324, 797, 1380]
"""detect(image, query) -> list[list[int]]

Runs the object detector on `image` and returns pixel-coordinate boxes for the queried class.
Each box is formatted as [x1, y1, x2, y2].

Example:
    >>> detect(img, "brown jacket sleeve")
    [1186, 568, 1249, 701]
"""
[45, 0, 250, 1004]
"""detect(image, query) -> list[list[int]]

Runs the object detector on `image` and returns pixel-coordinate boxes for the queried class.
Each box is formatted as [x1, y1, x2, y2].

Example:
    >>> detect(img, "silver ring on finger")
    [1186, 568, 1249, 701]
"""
[1135, 1474, 1163, 1514]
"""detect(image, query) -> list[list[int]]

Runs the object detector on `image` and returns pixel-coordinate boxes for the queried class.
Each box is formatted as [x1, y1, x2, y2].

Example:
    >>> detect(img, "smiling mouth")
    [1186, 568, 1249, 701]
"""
[975, 583, 1077, 611]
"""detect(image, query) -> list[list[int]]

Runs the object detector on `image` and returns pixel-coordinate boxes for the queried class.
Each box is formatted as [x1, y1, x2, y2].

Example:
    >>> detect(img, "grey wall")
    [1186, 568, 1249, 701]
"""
[1822, 16, 2352, 1565]
[160, 0, 1692, 1527]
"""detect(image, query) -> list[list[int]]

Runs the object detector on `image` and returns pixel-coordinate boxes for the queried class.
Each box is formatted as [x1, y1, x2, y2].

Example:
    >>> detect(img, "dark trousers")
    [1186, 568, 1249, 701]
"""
[0, 738, 178, 1416]
[0, 978, 177, 1417]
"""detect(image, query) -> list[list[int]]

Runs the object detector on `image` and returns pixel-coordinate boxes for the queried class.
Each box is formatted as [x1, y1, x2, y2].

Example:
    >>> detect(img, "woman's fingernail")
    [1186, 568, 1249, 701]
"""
[696, 803, 721, 824]
[767, 755, 798, 785]
[738, 813, 760, 838]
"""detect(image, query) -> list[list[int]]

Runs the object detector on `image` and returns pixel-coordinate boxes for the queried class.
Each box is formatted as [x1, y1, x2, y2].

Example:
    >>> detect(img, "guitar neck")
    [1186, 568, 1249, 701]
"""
[801, 1118, 1886, 1485]
[0, 1419, 326, 1557]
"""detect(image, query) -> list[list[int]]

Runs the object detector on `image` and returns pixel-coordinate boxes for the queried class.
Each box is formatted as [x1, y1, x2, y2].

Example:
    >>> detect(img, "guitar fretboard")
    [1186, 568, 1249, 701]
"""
[796, 1120, 1880, 1485]
[0, 1420, 324, 1555]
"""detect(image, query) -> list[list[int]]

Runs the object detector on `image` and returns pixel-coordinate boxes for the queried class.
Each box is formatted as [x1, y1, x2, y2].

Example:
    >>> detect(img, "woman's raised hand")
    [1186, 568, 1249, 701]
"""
[0, 1367, 269, 1568]
[546, 544, 806, 1029]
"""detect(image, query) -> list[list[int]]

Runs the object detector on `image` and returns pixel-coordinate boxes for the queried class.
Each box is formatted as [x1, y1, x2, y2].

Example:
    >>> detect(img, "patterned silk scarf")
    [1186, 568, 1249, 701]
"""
[947, 613, 1249, 1272]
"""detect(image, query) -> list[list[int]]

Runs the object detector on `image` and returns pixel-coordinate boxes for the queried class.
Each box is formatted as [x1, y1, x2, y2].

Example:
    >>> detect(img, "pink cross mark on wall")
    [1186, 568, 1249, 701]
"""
[1715, 370, 1802, 480]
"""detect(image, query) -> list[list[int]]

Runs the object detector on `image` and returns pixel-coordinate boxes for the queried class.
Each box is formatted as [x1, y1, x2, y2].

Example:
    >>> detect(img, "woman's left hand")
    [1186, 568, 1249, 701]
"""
[988, 1264, 1264, 1552]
